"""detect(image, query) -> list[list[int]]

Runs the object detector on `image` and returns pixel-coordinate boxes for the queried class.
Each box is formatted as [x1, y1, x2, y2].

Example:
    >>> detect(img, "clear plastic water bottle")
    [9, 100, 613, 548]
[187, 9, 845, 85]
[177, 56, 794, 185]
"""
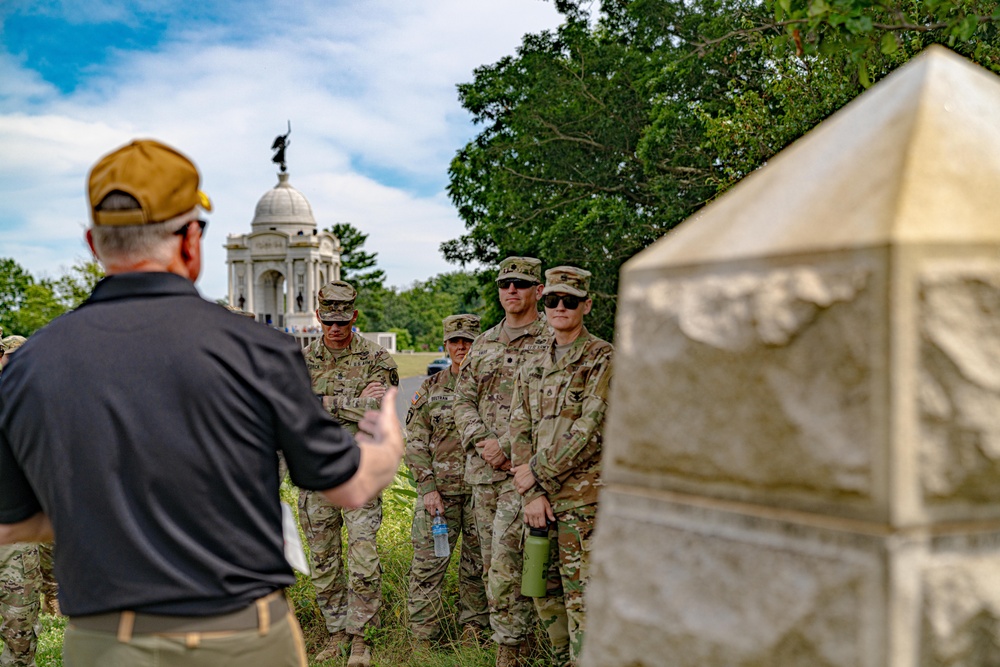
[432, 512, 450, 558]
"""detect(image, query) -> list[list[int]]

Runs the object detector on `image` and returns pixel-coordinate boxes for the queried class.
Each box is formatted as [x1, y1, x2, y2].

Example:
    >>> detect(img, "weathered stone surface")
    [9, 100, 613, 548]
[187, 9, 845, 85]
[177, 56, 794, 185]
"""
[920, 263, 1000, 506]
[921, 536, 1000, 667]
[583, 490, 884, 667]
[608, 259, 878, 513]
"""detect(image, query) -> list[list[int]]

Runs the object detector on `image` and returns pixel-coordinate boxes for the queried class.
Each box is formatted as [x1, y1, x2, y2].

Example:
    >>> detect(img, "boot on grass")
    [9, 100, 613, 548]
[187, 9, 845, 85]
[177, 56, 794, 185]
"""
[313, 630, 349, 664]
[347, 634, 372, 667]
[495, 642, 526, 667]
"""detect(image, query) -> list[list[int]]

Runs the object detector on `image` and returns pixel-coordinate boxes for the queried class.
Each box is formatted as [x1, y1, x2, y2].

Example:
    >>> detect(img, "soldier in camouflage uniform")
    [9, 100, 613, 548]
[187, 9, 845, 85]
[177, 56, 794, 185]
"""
[0, 336, 25, 376]
[404, 314, 488, 646]
[510, 266, 613, 667]
[453, 257, 567, 666]
[0, 335, 42, 667]
[0, 545, 40, 667]
[300, 281, 399, 667]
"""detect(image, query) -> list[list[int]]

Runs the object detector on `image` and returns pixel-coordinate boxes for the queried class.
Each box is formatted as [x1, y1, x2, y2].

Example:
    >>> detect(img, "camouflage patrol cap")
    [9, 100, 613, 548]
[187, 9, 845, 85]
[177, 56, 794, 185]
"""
[496, 256, 542, 284]
[317, 280, 357, 320]
[1, 335, 27, 354]
[543, 265, 591, 297]
[225, 305, 256, 319]
[442, 314, 481, 342]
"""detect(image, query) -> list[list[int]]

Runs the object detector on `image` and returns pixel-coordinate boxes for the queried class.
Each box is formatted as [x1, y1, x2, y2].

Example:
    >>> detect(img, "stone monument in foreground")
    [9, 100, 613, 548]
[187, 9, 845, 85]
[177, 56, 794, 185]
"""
[583, 46, 1000, 667]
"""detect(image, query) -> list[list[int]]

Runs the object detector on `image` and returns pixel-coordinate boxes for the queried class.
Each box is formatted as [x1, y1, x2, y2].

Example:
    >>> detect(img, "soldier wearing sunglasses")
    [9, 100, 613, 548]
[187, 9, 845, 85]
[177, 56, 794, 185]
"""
[301, 280, 399, 667]
[509, 266, 614, 667]
[453, 257, 567, 666]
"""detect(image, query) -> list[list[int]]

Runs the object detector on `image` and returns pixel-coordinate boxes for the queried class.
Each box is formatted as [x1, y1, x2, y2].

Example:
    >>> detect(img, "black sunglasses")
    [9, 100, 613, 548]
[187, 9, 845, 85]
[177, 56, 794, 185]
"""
[320, 318, 353, 327]
[542, 294, 584, 310]
[497, 278, 537, 290]
[174, 219, 208, 237]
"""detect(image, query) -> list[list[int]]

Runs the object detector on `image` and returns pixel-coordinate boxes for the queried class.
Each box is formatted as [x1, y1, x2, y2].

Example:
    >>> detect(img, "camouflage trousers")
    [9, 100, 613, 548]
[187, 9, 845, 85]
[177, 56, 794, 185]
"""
[407, 493, 488, 638]
[36, 545, 56, 613]
[534, 504, 597, 664]
[0, 545, 41, 667]
[298, 489, 382, 636]
[478, 478, 567, 647]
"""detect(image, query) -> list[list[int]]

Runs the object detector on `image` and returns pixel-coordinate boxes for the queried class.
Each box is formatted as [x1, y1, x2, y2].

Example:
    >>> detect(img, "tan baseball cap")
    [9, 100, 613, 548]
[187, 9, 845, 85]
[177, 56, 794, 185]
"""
[317, 281, 357, 320]
[543, 266, 591, 297]
[88, 139, 212, 226]
[443, 314, 480, 342]
[496, 257, 542, 284]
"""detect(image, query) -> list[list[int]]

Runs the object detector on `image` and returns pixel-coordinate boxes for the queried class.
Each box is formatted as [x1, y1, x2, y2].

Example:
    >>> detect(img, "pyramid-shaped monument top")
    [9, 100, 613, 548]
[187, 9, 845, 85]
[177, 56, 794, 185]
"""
[631, 46, 1000, 270]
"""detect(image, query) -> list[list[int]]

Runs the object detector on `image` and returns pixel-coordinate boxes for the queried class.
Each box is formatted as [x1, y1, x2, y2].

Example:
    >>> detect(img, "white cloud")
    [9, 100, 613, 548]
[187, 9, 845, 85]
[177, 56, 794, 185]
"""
[0, 0, 563, 300]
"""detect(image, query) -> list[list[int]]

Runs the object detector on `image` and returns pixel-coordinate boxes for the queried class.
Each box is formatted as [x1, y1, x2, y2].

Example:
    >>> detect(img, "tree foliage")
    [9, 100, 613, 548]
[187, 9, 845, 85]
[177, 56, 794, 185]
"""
[0, 258, 104, 336]
[445, 0, 1000, 342]
[360, 271, 483, 351]
[327, 222, 386, 291]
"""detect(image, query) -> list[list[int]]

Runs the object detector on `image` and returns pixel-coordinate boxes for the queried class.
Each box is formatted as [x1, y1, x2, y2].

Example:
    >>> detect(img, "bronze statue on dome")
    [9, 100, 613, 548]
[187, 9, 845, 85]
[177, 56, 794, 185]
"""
[271, 121, 291, 172]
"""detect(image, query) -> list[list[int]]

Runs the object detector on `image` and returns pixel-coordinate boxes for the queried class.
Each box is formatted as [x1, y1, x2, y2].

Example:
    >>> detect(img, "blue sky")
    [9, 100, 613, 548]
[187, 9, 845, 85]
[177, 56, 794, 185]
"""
[0, 0, 564, 300]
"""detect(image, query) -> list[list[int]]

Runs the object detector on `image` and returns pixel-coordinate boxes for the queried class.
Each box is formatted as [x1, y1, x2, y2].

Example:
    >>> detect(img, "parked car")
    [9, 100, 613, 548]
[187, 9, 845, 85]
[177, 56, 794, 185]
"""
[426, 357, 451, 375]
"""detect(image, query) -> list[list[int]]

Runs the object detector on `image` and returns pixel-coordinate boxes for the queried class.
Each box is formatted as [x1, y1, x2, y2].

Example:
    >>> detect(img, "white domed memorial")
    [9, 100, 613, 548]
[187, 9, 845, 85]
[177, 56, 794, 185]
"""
[225, 165, 341, 334]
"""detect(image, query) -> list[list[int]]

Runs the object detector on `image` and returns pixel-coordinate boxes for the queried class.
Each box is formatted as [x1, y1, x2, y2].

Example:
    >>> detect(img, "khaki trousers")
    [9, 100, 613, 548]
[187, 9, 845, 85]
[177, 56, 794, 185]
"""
[63, 608, 308, 667]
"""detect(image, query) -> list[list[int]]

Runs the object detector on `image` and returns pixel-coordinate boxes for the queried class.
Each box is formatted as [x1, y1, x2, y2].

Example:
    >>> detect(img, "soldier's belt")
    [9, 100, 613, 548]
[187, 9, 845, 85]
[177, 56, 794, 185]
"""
[69, 589, 288, 639]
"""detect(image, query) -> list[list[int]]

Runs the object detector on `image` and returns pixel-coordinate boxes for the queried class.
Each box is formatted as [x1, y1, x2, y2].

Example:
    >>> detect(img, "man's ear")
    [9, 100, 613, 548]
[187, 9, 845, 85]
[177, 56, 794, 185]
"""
[178, 223, 202, 280]
[85, 229, 98, 258]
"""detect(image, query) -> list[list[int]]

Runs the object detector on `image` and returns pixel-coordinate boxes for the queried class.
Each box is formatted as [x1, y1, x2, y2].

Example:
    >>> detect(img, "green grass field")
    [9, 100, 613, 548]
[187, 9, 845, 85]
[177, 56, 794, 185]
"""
[391, 351, 446, 379]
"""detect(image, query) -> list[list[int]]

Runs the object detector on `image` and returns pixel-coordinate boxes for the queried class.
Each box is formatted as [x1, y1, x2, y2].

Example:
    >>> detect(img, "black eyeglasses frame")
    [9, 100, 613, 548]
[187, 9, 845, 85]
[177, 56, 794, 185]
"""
[174, 219, 208, 237]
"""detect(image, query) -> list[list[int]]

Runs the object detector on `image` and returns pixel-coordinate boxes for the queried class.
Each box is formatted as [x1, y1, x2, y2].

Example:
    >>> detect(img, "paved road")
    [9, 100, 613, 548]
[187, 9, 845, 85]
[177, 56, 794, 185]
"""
[395, 375, 427, 425]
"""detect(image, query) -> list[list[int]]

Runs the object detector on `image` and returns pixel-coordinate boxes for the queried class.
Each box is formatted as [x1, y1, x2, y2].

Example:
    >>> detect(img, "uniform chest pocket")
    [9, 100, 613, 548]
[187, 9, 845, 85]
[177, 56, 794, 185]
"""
[558, 366, 593, 418]
[429, 399, 456, 435]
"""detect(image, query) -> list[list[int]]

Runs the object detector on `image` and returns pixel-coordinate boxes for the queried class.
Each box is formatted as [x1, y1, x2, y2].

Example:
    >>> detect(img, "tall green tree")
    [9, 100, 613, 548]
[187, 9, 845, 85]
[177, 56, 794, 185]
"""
[0, 258, 34, 335]
[359, 271, 483, 349]
[327, 222, 386, 291]
[0, 258, 106, 336]
[53, 259, 105, 309]
[447, 0, 764, 339]
[12, 282, 65, 335]
[446, 0, 1000, 342]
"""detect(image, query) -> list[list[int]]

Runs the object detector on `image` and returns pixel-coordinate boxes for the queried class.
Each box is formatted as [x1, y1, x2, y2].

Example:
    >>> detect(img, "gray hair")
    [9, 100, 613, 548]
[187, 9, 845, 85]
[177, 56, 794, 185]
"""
[90, 192, 198, 266]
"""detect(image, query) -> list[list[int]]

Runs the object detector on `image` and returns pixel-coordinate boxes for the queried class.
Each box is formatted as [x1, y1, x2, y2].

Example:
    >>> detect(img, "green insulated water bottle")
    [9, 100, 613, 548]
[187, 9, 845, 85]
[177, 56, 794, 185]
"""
[521, 526, 550, 597]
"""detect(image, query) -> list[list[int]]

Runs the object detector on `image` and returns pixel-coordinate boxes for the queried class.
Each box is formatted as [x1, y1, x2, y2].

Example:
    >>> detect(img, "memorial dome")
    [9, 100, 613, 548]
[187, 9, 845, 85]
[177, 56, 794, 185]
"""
[251, 172, 316, 230]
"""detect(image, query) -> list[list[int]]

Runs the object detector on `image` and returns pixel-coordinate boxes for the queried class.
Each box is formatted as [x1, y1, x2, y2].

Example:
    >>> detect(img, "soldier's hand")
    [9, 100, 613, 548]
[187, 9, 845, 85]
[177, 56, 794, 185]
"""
[512, 464, 536, 495]
[523, 496, 555, 528]
[360, 381, 386, 400]
[423, 491, 445, 517]
[481, 438, 507, 469]
[322, 395, 336, 410]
